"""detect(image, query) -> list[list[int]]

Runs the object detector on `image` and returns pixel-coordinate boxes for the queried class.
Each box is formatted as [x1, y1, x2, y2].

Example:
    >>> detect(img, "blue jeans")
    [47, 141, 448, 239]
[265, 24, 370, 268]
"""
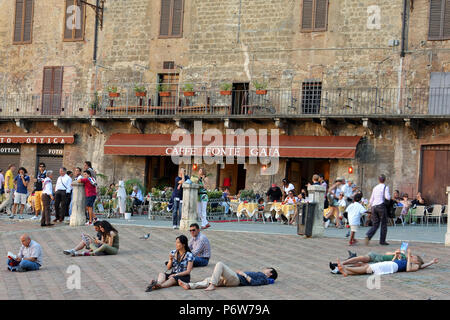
[222, 201, 230, 214]
[7, 258, 40, 271]
[193, 256, 209, 267]
[172, 199, 182, 227]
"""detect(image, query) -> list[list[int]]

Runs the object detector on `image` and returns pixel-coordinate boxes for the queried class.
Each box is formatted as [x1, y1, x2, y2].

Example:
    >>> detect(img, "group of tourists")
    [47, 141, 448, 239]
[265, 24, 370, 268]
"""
[0, 161, 99, 226]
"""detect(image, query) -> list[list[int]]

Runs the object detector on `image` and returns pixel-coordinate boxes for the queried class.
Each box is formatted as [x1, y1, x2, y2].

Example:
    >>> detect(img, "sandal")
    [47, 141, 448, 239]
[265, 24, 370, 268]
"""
[145, 280, 157, 292]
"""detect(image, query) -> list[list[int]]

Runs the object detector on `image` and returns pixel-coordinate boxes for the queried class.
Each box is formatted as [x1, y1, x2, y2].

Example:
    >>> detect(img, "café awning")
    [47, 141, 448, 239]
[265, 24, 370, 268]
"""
[104, 134, 361, 159]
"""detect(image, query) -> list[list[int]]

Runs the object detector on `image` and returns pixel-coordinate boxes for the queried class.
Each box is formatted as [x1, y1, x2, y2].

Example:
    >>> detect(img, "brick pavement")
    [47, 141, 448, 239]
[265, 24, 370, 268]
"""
[0, 219, 449, 300]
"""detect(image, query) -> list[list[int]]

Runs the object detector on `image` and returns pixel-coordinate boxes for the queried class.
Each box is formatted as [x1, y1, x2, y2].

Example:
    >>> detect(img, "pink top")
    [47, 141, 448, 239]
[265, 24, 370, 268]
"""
[80, 178, 97, 197]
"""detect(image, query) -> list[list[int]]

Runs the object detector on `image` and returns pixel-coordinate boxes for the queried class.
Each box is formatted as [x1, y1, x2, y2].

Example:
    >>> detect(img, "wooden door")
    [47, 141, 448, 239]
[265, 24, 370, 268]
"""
[420, 145, 450, 204]
[232, 83, 249, 114]
[158, 73, 179, 108]
[42, 67, 63, 115]
[287, 160, 301, 193]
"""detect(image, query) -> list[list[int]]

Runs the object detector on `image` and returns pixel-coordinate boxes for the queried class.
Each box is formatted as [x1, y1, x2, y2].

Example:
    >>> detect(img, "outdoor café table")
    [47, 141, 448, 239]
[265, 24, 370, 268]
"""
[236, 202, 259, 218]
[267, 202, 296, 220]
[230, 200, 240, 214]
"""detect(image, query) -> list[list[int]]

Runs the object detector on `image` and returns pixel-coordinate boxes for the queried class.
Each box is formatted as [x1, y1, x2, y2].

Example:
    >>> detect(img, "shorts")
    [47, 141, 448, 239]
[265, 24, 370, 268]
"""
[165, 272, 190, 284]
[86, 195, 96, 208]
[14, 192, 27, 205]
[368, 252, 392, 263]
[368, 261, 398, 275]
[350, 225, 358, 232]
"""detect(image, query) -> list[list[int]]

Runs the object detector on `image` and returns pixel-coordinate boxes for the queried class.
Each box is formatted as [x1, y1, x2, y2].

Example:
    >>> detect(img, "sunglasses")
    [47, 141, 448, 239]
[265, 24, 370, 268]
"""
[189, 229, 197, 232]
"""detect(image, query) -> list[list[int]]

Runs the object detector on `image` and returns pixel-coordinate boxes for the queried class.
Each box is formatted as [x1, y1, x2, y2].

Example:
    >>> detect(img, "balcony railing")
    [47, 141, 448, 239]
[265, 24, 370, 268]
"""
[0, 87, 449, 118]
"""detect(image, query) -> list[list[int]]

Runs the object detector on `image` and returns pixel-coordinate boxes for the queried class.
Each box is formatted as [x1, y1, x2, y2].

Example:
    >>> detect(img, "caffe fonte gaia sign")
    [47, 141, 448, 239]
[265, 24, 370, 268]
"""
[0, 135, 74, 144]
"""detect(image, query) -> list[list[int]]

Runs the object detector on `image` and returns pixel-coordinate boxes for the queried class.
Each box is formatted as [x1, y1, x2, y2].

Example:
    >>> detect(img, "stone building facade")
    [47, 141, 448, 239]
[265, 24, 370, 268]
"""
[1, 0, 450, 204]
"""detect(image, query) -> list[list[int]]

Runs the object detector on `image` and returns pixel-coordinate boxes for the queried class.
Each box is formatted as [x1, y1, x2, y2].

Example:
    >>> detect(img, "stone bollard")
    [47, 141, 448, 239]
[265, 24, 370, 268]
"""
[180, 182, 200, 231]
[307, 184, 326, 237]
[446, 186, 450, 247]
[70, 181, 86, 227]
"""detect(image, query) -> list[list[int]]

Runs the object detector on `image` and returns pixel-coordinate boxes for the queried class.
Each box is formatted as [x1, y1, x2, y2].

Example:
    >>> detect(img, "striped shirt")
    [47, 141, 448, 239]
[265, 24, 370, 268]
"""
[189, 232, 211, 258]
[369, 183, 391, 207]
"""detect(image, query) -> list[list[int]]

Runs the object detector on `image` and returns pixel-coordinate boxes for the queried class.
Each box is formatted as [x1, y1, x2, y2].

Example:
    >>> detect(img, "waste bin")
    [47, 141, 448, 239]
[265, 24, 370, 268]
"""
[297, 203, 316, 237]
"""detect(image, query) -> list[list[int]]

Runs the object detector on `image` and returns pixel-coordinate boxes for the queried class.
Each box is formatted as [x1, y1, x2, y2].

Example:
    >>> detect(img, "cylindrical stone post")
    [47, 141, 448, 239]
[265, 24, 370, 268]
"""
[446, 186, 450, 246]
[70, 181, 86, 227]
[180, 183, 200, 231]
[307, 184, 326, 237]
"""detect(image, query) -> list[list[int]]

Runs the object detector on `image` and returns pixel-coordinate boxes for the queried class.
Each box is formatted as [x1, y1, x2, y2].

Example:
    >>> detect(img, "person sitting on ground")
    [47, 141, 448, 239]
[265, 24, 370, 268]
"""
[71, 221, 119, 256]
[178, 261, 277, 291]
[188, 223, 211, 267]
[335, 248, 438, 277]
[63, 221, 103, 256]
[7, 234, 42, 272]
[145, 235, 194, 292]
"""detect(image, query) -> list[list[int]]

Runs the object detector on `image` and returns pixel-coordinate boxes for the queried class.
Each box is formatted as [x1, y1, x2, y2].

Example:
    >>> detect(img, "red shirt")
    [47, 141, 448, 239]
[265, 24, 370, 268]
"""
[80, 178, 97, 197]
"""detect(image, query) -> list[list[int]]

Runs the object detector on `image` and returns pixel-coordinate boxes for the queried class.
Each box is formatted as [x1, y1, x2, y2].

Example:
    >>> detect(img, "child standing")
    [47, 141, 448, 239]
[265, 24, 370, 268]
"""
[345, 193, 367, 246]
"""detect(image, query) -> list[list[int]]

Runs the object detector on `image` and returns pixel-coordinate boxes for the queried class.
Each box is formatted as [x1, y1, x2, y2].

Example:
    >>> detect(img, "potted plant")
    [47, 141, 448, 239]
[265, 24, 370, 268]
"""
[183, 83, 195, 96]
[157, 84, 171, 97]
[253, 81, 267, 95]
[220, 83, 232, 95]
[134, 85, 147, 97]
[89, 92, 99, 115]
[107, 86, 120, 98]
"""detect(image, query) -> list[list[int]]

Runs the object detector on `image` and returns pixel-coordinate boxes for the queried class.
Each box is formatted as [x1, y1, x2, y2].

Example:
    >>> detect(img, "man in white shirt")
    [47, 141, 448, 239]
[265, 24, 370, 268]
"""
[7, 234, 42, 272]
[342, 180, 355, 202]
[366, 174, 391, 246]
[41, 171, 54, 227]
[54, 167, 72, 223]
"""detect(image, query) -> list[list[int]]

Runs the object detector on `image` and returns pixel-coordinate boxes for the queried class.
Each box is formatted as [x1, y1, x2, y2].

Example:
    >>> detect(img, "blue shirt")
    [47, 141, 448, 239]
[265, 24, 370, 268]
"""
[173, 175, 189, 200]
[170, 250, 194, 274]
[131, 189, 143, 202]
[238, 272, 269, 286]
[14, 175, 30, 194]
[394, 259, 408, 272]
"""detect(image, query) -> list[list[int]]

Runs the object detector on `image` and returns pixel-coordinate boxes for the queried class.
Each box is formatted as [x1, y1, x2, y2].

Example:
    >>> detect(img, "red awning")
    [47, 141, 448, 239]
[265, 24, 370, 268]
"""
[104, 134, 361, 159]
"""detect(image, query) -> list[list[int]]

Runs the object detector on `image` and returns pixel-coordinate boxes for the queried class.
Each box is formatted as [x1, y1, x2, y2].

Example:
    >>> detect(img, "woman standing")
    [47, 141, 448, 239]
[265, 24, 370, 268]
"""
[197, 168, 210, 229]
[79, 170, 97, 225]
[117, 180, 127, 217]
[145, 235, 194, 292]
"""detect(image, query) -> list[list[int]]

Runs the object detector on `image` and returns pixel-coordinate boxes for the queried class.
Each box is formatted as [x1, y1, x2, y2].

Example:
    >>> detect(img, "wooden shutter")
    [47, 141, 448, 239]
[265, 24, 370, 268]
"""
[74, 0, 85, 40]
[301, 0, 314, 30]
[171, 0, 184, 36]
[13, 0, 24, 43]
[444, 0, 450, 38]
[64, 0, 74, 40]
[42, 67, 63, 115]
[13, 0, 33, 44]
[429, 0, 444, 40]
[314, 0, 328, 31]
[160, 0, 171, 36]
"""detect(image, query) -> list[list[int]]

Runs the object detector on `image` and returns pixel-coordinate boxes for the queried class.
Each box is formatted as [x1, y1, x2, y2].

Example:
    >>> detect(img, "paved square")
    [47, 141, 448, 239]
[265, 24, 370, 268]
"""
[0, 219, 448, 300]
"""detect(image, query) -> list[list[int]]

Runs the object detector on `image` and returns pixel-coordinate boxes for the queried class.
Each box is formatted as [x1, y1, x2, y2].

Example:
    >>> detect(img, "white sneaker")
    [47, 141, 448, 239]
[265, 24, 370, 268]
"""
[172, 226, 177, 229]
[85, 221, 92, 226]
[324, 220, 330, 229]
[31, 216, 38, 220]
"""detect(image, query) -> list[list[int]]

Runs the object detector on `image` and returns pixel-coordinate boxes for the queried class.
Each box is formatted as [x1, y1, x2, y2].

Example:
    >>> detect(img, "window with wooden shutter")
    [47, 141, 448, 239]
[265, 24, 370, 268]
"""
[63, 0, 86, 41]
[301, 0, 328, 32]
[13, 0, 33, 44]
[41, 67, 64, 116]
[429, 0, 450, 40]
[159, 0, 184, 38]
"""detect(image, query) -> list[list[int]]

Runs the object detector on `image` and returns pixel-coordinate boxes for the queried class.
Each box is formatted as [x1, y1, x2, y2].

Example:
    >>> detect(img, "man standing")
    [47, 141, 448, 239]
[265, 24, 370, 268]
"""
[54, 167, 72, 223]
[188, 223, 211, 267]
[0, 169, 5, 202]
[172, 168, 189, 229]
[11, 167, 30, 219]
[0, 164, 16, 216]
[342, 180, 354, 203]
[41, 171, 54, 227]
[7, 234, 43, 272]
[31, 163, 47, 221]
[366, 174, 390, 246]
